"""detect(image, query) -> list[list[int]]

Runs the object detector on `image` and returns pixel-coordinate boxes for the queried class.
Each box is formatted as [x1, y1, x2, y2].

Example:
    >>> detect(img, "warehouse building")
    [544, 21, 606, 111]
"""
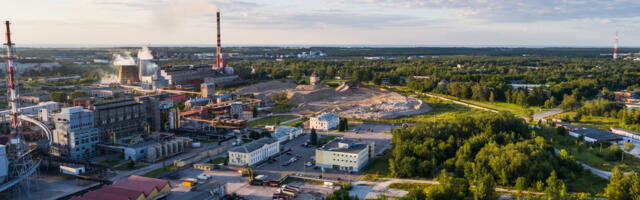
[228, 137, 280, 166]
[315, 139, 374, 172]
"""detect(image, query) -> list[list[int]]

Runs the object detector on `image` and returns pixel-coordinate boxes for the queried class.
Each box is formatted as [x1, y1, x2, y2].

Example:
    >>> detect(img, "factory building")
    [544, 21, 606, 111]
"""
[158, 64, 239, 89]
[228, 137, 280, 166]
[315, 139, 374, 172]
[90, 99, 147, 144]
[123, 139, 185, 162]
[135, 94, 169, 132]
[201, 82, 216, 98]
[51, 107, 100, 160]
[118, 64, 140, 84]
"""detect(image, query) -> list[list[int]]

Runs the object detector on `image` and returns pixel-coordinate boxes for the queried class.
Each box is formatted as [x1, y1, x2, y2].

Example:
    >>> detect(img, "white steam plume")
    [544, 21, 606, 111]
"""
[138, 46, 154, 60]
[112, 52, 136, 66]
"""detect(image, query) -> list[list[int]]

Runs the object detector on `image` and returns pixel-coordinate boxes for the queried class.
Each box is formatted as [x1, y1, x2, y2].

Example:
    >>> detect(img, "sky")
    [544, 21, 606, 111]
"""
[2, 0, 640, 47]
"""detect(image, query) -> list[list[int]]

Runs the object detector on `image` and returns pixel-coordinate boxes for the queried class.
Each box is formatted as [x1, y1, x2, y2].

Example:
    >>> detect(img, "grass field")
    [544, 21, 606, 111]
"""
[248, 115, 297, 127]
[143, 165, 177, 177]
[114, 162, 146, 171]
[369, 95, 491, 124]
[389, 182, 434, 191]
[362, 151, 392, 181]
[539, 126, 640, 172]
[554, 112, 640, 132]
[208, 157, 227, 165]
[318, 136, 337, 146]
[283, 119, 305, 127]
[97, 160, 120, 167]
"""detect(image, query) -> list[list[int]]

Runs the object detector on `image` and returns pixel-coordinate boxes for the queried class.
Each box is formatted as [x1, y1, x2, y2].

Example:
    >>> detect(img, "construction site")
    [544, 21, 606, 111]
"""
[237, 80, 431, 120]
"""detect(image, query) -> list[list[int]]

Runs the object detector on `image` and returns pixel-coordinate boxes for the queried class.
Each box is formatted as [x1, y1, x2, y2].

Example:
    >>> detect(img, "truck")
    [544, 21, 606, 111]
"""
[284, 185, 301, 193]
[272, 193, 289, 200]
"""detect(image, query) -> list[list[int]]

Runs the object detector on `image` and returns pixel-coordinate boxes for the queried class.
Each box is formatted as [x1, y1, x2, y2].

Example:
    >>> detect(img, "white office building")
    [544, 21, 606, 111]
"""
[52, 107, 100, 160]
[272, 126, 303, 143]
[310, 113, 339, 131]
[228, 137, 279, 166]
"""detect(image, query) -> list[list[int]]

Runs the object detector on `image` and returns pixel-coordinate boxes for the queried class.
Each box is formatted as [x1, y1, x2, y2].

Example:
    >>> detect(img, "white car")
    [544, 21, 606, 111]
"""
[197, 174, 211, 180]
[305, 162, 313, 167]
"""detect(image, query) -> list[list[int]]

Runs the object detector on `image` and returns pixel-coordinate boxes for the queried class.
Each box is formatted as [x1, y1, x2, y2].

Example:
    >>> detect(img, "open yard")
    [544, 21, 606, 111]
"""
[248, 115, 297, 127]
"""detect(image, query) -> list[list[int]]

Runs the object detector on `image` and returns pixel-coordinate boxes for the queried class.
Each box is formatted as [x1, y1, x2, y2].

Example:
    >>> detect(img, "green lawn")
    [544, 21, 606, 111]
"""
[208, 157, 227, 165]
[318, 136, 337, 146]
[266, 103, 298, 113]
[565, 171, 609, 194]
[248, 115, 297, 127]
[539, 126, 640, 172]
[554, 112, 640, 133]
[389, 182, 434, 191]
[143, 165, 177, 178]
[283, 119, 305, 127]
[369, 95, 490, 124]
[97, 160, 121, 167]
[114, 162, 146, 171]
[362, 151, 392, 181]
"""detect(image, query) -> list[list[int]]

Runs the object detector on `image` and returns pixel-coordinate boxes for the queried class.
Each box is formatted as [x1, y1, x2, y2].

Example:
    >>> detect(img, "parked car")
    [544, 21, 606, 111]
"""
[197, 174, 211, 180]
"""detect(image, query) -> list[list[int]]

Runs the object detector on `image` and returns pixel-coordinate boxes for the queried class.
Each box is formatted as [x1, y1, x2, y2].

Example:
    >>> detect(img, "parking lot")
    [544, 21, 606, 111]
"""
[254, 122, 394, 182]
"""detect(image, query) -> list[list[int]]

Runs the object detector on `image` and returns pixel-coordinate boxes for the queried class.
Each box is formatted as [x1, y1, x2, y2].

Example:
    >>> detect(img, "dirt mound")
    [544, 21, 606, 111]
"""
[235, 80, 297, 97]
[237, 81, 432, 120]
[288, 84, 431, 120]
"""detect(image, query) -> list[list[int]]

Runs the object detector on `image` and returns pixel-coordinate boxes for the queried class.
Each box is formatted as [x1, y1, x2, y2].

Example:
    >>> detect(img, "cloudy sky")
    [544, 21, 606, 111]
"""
[2, 0, 640, 47]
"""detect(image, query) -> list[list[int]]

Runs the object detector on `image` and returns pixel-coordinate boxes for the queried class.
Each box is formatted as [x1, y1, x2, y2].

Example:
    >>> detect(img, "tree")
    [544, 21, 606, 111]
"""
[624, 142, 635, 152]
[251, 103, 258, 117]
[310, 128, 318, 146]
[489, 91, 495, 103]
[474, 174, 496, 200]
[604, 167, 640, 200]
[50, 91, 68, 103]
[524, 109, 534, 123]
[515, 177, 527, 191]
[343, 118, 349, 131]
[127, 159, 135, 169]
[69, 90, 88, 100]
[544, 171, 567, 200]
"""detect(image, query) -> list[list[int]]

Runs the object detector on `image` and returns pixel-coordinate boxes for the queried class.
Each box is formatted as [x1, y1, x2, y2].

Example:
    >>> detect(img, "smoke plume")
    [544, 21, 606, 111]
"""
[137, 46, 154, 60]
[112, 52, 136, 66]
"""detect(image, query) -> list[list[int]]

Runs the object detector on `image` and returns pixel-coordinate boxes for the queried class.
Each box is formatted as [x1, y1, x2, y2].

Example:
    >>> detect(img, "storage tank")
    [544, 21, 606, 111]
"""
[0, 145, 8, 183]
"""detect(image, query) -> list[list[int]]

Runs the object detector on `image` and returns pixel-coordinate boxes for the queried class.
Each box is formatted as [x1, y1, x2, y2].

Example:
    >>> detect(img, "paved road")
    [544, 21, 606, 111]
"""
[351, 178, 544, 199]
[533, 109, 562, 121]
[110, 141, 230, 181]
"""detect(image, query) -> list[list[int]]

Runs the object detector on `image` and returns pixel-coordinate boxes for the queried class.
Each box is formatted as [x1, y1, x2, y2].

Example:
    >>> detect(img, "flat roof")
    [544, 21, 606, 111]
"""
[228, 137, 278, 153]
[319, 139, 368, 154]
[572, 128, 623, 141]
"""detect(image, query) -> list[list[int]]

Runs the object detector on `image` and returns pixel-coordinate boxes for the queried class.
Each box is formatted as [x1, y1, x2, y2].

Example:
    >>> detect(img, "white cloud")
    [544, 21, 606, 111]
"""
[339, 0, 640, 22]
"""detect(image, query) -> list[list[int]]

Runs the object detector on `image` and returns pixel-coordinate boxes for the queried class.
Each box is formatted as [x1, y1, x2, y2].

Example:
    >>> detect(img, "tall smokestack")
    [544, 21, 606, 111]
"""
[4, 21, 22, 148]
[613, 31, 618, 61]
[216, 9, 224, 72]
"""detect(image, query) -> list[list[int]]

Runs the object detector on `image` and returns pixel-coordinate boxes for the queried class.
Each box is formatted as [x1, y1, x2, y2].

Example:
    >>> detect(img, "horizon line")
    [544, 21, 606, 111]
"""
[11, 44, 634, 49]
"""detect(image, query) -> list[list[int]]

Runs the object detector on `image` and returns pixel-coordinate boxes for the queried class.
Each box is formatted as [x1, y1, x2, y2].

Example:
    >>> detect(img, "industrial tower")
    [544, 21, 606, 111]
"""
[1, 21, 40, 200]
